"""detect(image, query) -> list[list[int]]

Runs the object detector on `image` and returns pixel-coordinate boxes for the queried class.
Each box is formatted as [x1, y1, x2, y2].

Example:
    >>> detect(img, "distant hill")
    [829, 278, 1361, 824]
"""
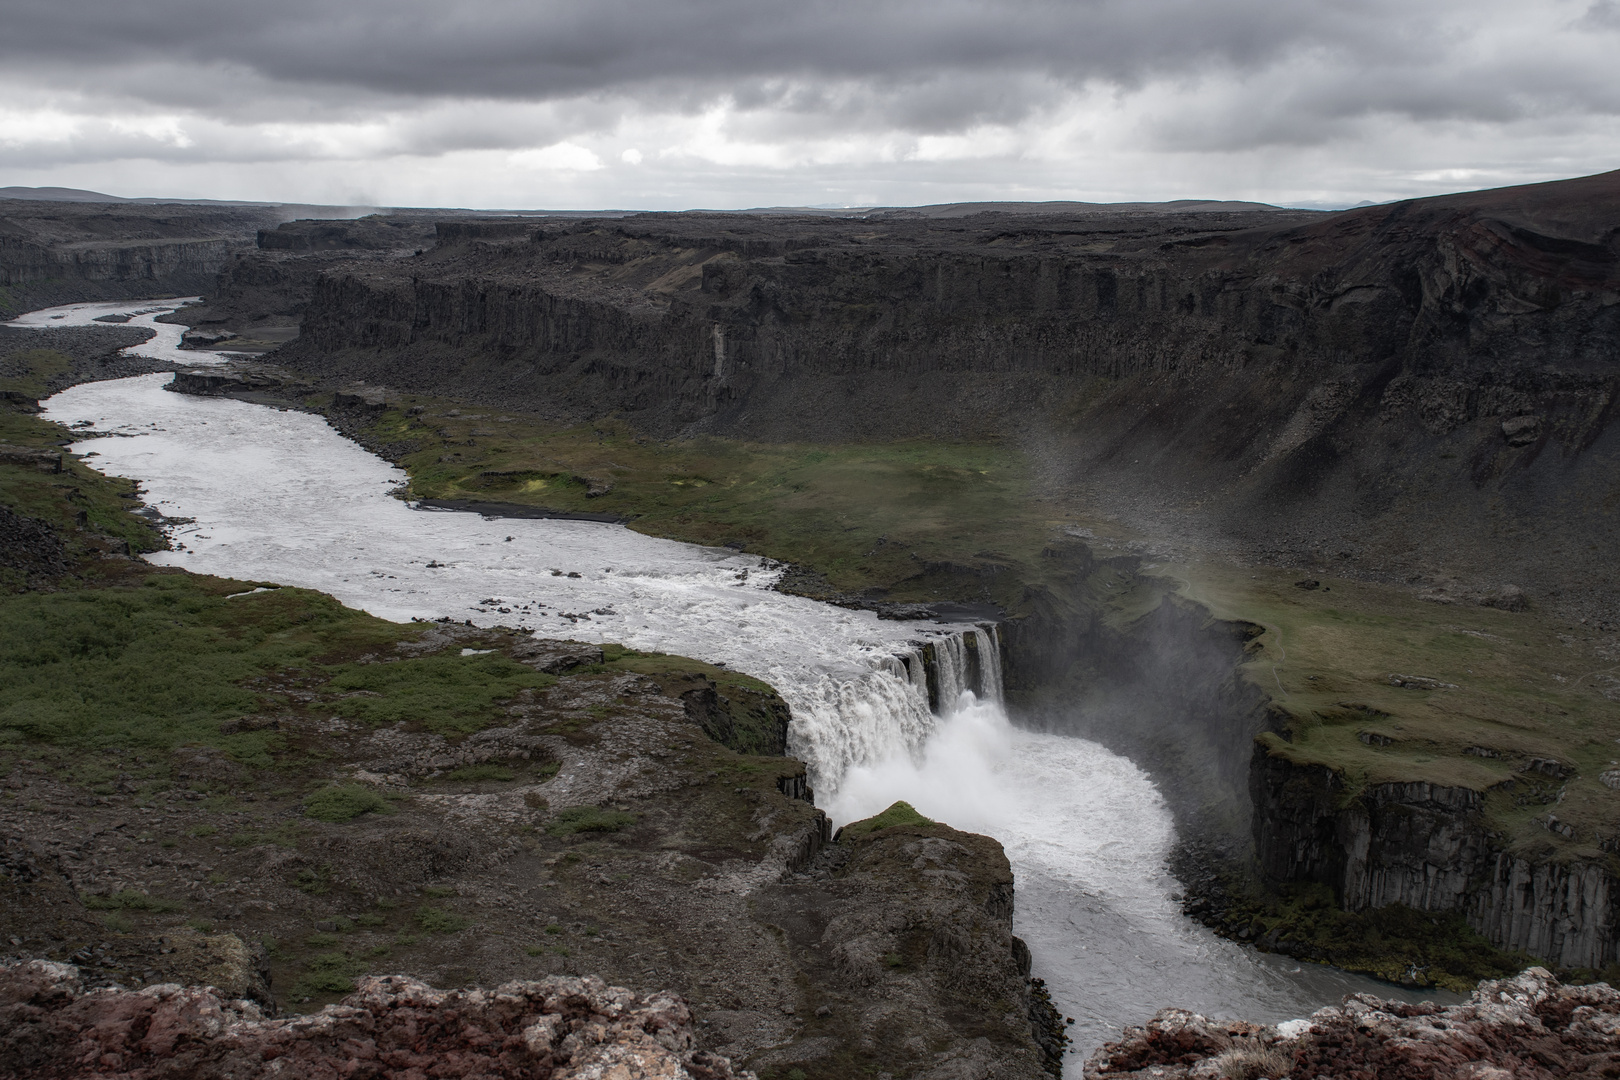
[0, 186, 294, 208]
[0, 186, 129, 202]
[2, 185, 1287, 216]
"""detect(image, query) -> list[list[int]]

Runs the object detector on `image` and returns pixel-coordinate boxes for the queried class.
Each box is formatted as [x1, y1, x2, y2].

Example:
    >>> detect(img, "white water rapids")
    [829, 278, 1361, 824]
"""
[19, 301, 1455, 1063]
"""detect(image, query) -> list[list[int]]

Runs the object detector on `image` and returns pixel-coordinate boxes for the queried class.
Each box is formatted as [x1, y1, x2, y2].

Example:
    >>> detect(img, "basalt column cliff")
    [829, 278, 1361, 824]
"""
[264, 173, 1620, 622]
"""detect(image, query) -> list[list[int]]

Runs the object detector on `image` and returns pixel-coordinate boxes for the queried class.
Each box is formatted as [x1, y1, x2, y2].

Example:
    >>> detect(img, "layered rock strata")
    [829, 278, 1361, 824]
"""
[1252, 747, 1620, 969]
[251, 173, 1620, 620]
[0, 201, 290, 316]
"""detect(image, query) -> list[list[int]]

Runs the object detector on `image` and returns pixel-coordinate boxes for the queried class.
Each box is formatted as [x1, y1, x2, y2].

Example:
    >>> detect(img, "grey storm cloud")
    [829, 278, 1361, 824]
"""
[10, 0, 1615, 137]
[8, 0, 1356, 98]
[4, 0, 1619, 207]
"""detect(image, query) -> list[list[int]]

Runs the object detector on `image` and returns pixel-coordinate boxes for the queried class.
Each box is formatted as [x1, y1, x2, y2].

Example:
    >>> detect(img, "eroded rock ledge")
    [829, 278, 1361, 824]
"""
[0, 959, 744, 1079]
[1084, 968, 1620, 1079]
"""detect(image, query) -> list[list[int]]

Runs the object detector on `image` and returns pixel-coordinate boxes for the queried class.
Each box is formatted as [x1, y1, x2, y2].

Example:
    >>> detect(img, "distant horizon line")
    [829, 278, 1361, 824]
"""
[0, 183, 1396, 216]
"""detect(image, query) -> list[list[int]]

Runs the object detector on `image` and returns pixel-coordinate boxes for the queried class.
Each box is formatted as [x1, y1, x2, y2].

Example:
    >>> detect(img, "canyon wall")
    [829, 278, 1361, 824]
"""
[272, 173, 1620, 623]
[1251, 744, 1620, 969]
[0, 201, 435, 318]
[998, 544, 1620, 972]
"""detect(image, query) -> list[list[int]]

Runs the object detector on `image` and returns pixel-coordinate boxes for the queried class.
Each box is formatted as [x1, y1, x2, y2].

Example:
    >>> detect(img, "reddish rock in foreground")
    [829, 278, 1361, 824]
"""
[1085, 968, 1620, 1080]
[0, 960, 750, 1079]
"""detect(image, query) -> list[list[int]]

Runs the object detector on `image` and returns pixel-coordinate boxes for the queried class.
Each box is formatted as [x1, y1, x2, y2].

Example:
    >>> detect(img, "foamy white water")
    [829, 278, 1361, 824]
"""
[41, 361, 1458, 1062]
[826, 698, 1457, 1060]
[5, 298, 233, 366]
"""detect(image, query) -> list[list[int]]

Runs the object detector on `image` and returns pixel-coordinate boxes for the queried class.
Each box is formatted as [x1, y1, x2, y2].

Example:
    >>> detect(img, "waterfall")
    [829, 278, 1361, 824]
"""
[933, 634, 970, 711]
[784, 624, 1005, 797]
[784, 664, 937, 796]
[975, 625, 1004, 702]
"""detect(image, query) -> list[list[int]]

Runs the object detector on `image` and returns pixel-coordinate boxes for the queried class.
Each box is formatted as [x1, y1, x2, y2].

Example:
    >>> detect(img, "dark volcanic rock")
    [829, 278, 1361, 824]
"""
[1249, 744, 1620, 969]
[165, 369, 285, 398]
[0, 960, 748, 1079]
[0, 504, 69, 585]
[1084, 967, 1620, 1079]
[508, 637, 605, 673]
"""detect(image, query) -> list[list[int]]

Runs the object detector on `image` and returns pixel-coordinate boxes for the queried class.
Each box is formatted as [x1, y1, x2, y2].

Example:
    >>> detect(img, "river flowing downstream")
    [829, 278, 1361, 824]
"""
[19, 301, 1454, 1063]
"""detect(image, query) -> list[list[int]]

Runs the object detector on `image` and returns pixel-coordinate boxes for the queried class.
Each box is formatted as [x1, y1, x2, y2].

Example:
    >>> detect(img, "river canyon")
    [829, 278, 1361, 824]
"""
[21, 306, 1436, 1064]
[1, 172, 1617, 1079]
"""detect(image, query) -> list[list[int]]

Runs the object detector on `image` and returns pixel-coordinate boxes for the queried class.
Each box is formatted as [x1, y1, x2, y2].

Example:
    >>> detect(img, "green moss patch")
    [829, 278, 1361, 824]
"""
[302, 784, 390, 822]
[291, 952, 357, 997]
[0, 572, 555, 773]
[82, 889, 181, 913]
[414, 906, 471, 934]
[1175, 562, 1620, 857]
[546, 805, 638, 837]
[839, 800, 933, 840]
[444, 763, 517, 782]
[362, 404, 1059, 608]
[324, 653, 554, 734]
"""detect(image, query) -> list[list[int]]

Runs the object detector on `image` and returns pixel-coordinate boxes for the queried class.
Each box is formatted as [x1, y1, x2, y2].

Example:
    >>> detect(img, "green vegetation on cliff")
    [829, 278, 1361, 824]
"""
[0, 575, 563, 760]
[0, 350, 164, 576]
[1177, 563, 1620, 863]
[838, 800, 934, 840]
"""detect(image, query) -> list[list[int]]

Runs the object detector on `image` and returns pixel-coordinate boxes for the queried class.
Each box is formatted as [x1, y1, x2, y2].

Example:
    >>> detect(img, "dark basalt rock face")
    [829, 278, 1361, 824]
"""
[248, 171, 1620, 624]
[0, 200, 293, 316]
[1250, 747, 1620, 970]
[0, 504, 70, 587]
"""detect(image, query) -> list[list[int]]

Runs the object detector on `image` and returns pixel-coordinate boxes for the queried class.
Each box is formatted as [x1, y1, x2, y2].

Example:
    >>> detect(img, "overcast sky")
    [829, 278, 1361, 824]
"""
[2, 0, 1617, 209]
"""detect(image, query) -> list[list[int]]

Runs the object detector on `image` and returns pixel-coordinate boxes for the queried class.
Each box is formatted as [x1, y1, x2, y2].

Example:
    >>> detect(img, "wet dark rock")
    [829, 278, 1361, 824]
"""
[180, 328, 238, 348]
[508, 638, 604, 673]
[1502, 413, 1544, 445]
[166, 369, 285, 398]
[677, 675, 792, 757]
[0, 504, 69, 584]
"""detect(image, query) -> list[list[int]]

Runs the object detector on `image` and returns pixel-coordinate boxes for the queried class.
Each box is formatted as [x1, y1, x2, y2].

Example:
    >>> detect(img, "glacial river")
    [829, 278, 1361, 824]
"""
[18, 300, 1456, 1062]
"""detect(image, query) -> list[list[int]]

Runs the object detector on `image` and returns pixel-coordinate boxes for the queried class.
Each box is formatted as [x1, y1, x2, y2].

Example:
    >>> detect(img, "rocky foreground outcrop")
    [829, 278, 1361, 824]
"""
[0, 959, 745, 1079]
[1084, 968, 1620, 1079]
